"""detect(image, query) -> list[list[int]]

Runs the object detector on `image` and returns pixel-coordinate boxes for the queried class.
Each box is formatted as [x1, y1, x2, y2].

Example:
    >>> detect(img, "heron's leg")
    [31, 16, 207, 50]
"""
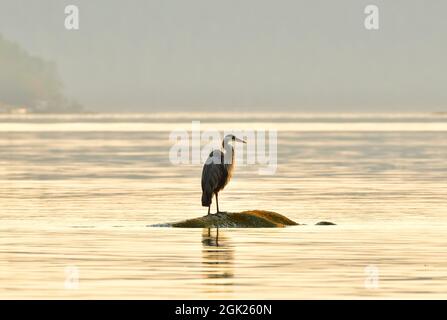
[216, 193, 220, 214]
[207, 205, 210, 215]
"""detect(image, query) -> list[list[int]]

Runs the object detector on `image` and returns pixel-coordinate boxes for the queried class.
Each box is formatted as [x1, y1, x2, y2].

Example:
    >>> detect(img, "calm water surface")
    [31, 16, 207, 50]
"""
[1, 113, 446, 299]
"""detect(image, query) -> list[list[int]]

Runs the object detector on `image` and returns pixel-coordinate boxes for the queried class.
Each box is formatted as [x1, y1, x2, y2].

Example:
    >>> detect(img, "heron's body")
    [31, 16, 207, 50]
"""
[201, 135, 244, 215]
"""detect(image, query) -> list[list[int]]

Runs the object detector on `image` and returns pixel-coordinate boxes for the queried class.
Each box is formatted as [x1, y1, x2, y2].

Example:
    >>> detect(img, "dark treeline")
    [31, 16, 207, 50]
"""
[0, 34, 81, 113]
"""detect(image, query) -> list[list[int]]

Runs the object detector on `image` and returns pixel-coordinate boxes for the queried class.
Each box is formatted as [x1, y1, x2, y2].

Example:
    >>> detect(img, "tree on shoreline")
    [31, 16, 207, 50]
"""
[0, 34, 81, 113]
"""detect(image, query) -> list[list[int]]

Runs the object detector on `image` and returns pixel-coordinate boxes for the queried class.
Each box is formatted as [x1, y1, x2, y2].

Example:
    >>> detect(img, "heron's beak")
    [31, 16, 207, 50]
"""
[235, 137, 247, 144]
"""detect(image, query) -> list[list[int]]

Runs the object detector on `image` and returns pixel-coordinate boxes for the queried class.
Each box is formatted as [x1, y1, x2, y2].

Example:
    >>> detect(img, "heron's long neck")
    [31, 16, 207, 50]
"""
[223, 142, 235, 167]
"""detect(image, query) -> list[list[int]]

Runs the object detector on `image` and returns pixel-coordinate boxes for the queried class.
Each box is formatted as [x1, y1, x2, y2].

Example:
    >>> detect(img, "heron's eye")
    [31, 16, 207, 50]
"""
[232, 136, 235, 140]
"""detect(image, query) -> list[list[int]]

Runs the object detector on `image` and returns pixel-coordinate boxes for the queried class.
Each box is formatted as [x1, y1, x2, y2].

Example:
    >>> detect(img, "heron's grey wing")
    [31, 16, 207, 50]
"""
[201, 150, 225, 193]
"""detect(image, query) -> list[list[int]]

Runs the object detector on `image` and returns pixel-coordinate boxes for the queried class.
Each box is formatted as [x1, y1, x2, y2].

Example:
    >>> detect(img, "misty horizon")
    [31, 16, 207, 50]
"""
[0, 0, 446, 113]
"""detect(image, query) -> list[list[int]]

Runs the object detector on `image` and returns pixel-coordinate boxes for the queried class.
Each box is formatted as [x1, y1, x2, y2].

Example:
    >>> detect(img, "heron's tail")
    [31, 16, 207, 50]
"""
[201, 191, 212, 207]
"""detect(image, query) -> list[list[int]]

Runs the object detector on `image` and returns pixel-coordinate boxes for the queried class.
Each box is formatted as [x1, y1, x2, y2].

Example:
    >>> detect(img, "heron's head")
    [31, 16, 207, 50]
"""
[223, 134, 246, 147]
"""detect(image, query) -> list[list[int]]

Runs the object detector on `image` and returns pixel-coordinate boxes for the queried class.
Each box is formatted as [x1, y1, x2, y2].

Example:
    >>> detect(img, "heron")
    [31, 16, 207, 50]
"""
[201, 134, 246, 215]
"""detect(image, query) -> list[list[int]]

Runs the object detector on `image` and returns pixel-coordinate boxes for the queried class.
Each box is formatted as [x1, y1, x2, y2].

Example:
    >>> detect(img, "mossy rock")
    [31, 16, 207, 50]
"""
[171, 210, 298, 228]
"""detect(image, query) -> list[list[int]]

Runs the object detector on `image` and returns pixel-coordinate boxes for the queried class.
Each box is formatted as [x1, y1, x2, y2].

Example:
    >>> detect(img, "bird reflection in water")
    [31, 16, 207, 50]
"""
[201, 228, 234, 293]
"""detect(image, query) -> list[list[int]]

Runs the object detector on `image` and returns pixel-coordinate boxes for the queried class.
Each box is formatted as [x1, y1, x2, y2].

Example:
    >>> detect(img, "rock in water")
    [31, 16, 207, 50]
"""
[171, 210, 298, 228]
[315, 221, 336, 225]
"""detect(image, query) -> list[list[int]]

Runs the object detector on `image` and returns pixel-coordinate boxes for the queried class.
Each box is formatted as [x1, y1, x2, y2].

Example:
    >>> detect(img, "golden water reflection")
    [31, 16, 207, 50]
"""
[201, 228, 234, 295]
[2, 113, 447, 298]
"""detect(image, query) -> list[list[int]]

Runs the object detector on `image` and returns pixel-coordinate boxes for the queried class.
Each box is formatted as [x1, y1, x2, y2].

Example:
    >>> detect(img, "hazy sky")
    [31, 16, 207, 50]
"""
[0, 0, 446, 112]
